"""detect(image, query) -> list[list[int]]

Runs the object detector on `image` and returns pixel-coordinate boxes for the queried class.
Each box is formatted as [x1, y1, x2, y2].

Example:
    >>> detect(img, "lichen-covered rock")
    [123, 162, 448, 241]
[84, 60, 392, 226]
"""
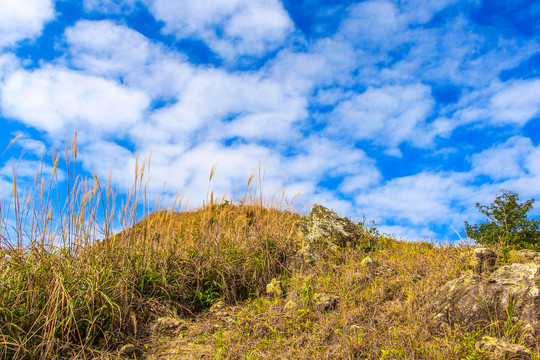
[433, 263, 540, 335]
[295, 204, 371, 263]
[475, 336, 531, 360]
[313, 292, 339, 311]
[266, 278, 284, 297]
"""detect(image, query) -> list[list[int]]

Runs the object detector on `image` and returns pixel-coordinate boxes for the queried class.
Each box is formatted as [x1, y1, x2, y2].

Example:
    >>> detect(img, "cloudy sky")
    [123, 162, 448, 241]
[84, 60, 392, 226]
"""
[0, 0, 539, 241]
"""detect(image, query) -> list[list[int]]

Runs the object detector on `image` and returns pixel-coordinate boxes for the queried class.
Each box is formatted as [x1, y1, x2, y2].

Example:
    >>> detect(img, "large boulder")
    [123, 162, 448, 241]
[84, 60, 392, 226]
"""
[433, 263, 540, 335]
[295, 204, 371, 263]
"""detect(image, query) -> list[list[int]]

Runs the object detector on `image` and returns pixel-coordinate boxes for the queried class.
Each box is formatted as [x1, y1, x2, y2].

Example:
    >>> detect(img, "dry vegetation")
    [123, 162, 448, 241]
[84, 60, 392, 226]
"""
[1, 135, 539, 359]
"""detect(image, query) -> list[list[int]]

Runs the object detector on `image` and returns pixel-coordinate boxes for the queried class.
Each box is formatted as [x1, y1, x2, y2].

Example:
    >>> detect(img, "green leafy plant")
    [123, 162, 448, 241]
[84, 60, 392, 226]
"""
[465, 189, 540, 249]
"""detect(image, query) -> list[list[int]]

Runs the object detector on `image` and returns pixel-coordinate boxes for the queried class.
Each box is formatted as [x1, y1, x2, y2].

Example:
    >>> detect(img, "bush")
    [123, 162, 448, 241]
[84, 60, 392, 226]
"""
[464, 189, 540, 249]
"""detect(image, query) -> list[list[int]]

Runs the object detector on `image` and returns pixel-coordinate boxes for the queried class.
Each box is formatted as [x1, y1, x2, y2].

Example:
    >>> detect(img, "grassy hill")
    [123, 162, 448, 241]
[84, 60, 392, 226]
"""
[0, 138, 537, 359]
[3, 197, 537, 359]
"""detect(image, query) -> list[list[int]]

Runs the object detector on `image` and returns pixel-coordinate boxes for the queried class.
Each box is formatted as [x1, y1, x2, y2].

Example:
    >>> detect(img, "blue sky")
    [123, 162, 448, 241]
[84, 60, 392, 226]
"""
[0, 0, 539, 242]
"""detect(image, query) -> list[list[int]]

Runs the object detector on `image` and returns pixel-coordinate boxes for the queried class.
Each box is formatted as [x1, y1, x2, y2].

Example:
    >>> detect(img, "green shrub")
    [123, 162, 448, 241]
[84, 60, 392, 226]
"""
[465, 189, 540, 249]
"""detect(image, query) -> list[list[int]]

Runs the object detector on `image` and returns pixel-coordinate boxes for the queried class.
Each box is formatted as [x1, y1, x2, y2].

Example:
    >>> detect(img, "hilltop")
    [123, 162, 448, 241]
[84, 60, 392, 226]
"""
[2, 200, 540, 359]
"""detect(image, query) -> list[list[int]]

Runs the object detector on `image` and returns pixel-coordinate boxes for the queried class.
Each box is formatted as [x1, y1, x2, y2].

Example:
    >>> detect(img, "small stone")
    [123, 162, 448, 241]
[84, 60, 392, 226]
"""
[313, 292, 339, 311]
[475, 336, 531, 359]
[153, 317, 187, 333]
[209, 300, 226, 312]
[119, 344, 138, 357]
[284, 299, 299, 310]
[266, 278, 284, 298]
[360, 256, 380, 269]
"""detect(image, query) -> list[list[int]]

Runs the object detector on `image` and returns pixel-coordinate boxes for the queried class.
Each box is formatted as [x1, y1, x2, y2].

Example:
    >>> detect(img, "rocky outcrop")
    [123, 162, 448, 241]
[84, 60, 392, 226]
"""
[295, 204, 371, 263]
[433, 263, 540, 334]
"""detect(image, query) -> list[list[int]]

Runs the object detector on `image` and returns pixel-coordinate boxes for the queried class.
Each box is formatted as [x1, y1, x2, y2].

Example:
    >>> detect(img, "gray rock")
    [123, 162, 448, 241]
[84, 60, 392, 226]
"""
[313, 292, 339, 311]
[266, 278, 284, 298]
[473, 248, 497, 275]
[433, 263, 540, 335]
[475, 336, 531, 359]
[296, 204, 371, 263]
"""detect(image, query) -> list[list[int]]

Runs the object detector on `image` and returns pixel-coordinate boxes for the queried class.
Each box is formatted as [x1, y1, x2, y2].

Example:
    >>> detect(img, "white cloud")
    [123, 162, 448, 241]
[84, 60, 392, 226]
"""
[329, 84, 436, 153]
[0, 54, 20, 107]
[470, 136, 533, 180]
[65, 20, 153, 77]
[15, 135, 46, 156]
[78, 139, 136, 188]
[354, 172, 476, 226]
[0, 54, 19, 81]
[279, 137, 380, 184]
[146, 0, 293, 60]
[340, 1, 402, 47]
[490, 79, 540, 125]
[348, 133, 540, 239]
[526, 147, 540, 177]
[135, 142, 274, 203]
[457, 78, 540, 127]
[0, 157, 66, 194]
[148, 68, 307, 144]
[399, 0, 463, 24]
[83, 0, 138, 14]
[0, 0, 55, 48]
[64, 20, 194, 99]
[377, 224, 436, 241]
[267, 38, 360, 93]
[1, 67, 151, 135]
[469, 137, 540, 206]
[0, 176, 11, 199]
